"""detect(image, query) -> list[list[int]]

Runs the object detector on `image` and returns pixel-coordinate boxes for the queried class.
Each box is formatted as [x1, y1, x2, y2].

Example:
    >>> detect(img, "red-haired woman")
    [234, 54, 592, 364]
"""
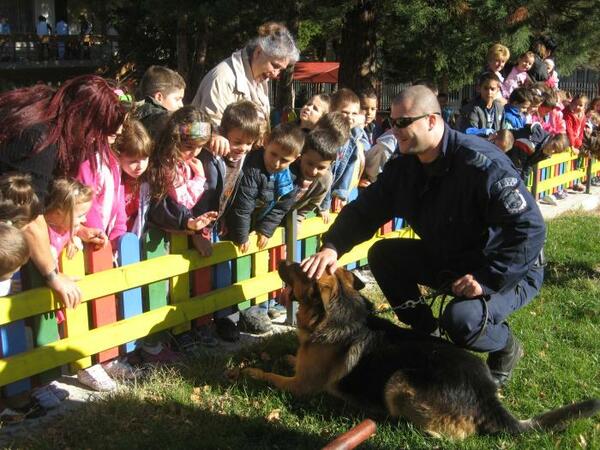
[0, 75, 127, 308]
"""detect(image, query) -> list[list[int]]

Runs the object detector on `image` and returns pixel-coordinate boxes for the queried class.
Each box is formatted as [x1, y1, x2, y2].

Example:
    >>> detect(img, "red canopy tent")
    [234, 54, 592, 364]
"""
[293, 62, 339, 83]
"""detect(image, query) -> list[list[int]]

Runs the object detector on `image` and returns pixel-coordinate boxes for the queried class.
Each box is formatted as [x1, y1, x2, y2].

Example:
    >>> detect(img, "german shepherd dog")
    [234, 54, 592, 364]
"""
[243, 262, 600, 439]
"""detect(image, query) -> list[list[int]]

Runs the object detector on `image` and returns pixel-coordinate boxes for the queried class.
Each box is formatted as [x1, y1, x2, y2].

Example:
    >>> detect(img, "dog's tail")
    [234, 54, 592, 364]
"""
[522, 399, 600, 432]
[480, 397, 600, 434]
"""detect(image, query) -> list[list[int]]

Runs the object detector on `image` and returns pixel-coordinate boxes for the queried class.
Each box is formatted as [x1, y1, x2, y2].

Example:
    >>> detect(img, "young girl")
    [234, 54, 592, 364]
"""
[537, 91, 566, 136]
[147, 106, 218, 255]
[564, 94, 589, 151]
[298, 94, 330, 131]
[44, 178, 93, 263]
[113, 119, 153, 237]
[503, 52, 535, 97]
[544, 59, 559, 90]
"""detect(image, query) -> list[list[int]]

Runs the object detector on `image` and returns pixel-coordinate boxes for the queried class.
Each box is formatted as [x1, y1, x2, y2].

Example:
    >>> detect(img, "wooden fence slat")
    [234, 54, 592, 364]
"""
[117, 233, 144, 353]
[61, 248, 92, 371]
[86, 244, 119, 363]
[169, 234, 191, 334]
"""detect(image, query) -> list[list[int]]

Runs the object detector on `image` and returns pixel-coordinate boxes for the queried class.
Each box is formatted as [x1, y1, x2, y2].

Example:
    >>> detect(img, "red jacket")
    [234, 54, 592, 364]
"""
[564, 109, 586, 149]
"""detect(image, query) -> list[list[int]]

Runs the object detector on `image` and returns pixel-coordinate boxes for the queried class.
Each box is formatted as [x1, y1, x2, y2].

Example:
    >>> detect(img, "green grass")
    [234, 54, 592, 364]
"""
[9, 213, 600, 449]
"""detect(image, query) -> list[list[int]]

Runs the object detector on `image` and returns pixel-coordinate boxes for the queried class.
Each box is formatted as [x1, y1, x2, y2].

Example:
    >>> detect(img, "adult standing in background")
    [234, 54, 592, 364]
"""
[528, 37, 557, 83]
[192, 21, 299, 153]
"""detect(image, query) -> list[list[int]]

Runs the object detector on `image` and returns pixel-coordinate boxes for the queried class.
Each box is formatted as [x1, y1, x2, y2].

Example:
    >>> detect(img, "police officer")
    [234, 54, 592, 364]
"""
[301, 85, 546, 387]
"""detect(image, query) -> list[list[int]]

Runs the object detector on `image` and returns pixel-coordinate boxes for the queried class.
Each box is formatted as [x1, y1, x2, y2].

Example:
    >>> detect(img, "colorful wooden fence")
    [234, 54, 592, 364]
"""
[0, 151, 595, 392]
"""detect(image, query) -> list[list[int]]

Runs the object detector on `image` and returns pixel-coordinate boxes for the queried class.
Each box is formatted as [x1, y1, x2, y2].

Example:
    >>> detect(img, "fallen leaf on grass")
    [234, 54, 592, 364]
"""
[578, 434, 587, 448]
[190, 387, 202, 405]
[266, 409, 281, 422]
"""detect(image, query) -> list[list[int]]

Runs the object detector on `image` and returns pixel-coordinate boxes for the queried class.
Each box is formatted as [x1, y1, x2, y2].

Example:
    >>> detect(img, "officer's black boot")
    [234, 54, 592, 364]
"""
[486, 327, 524, 388]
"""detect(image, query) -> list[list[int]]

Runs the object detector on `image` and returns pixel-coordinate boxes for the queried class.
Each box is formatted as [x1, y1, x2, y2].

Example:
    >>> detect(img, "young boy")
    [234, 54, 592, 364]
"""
[322, 88, 371, 212]
[0, 223, 30, 296]
[298, 94, 330, 131]
[459, 72, 504, 136]
[226, 122, 305, 253]
[291, 113, 351, 223]
[359, 87, 380, 145]
[489, 129, 514, 153]
[135, 65, 186, 139]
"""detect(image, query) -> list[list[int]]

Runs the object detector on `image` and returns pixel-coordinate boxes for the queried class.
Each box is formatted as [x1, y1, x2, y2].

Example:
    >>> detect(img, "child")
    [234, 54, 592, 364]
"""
[0, 173, 43, 229]
[226, 122, 304, 253]
[489, 129, 514, 153]
[76, 121, 127, 251]
[538, 91, 567, 136]
[291, 113, 351, 223]
[298, 94, 330, 131]
[199, 101, 263, 342]
[0, 223, 29, 297]
[44, 179, 93, 263]
[113, 119, 153, 237]
[565, 94, 589, 152]
[503, 87, 532, 130]
[359, 87, 380, 145]
[147, 106, 218, 255]
[459, 72, 504, 136]
[224, 122, 304, 333]
[544, 59, 559, 90]
[136, 65, 186, 139]
[503, 52, 535, 97]
[588, 97, 600, 116]
[322, 88, 371, 212]
[564, 94, 589, 192]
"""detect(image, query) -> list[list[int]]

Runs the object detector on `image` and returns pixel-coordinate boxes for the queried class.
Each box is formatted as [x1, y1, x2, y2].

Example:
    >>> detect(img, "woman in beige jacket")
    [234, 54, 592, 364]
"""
[192, 21, 299, 133]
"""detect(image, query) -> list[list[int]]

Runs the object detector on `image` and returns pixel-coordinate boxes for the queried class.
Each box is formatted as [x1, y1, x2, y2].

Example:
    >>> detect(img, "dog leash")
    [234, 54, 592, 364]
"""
[372, 288, 490, 348]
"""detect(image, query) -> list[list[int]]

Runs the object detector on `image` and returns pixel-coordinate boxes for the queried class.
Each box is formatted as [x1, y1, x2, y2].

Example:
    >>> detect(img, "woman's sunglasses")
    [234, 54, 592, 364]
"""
[389, 112, 440, 129]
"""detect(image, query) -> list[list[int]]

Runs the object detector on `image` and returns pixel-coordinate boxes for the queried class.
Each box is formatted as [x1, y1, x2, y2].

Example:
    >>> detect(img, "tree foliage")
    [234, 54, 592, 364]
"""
[101, 0, 600, 95]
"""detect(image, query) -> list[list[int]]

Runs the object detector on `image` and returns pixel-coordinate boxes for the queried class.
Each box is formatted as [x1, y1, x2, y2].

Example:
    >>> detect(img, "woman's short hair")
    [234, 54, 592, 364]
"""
[248, 22, 300, 64]
[487, 44, 510, 63]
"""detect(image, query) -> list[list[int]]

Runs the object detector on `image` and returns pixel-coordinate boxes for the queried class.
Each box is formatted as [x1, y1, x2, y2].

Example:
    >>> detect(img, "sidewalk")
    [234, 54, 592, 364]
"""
[536, 185, 600, 219]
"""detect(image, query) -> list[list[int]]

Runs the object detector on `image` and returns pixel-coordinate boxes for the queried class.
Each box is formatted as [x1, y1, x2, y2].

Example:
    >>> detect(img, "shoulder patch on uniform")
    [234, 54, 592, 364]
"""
[491, 177, 519, 196]
[464, 151, 492, 170]
[500, 188, 527, 214]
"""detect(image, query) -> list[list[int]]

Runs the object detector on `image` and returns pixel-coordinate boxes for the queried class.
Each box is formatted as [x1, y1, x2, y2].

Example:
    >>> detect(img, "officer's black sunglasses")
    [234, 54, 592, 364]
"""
[389, 112, 441, 129]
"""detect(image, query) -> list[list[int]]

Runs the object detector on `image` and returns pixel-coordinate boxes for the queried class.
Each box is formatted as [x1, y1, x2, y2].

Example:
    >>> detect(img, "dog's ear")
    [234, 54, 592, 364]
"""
[316, 274, 338, 308]
[335, 268, 365, 292]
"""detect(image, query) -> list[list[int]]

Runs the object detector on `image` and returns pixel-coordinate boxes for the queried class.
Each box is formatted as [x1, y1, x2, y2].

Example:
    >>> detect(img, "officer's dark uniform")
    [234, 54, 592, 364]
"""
[322, 126, 546, 353]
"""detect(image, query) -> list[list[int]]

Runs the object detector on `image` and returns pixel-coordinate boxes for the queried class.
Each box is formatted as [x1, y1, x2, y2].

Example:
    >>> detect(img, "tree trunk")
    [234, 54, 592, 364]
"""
[338, 0, 377, 93]
[185, 17, 210, 104]
[176, 13, 189, 83]
[275, 2, 301, 115]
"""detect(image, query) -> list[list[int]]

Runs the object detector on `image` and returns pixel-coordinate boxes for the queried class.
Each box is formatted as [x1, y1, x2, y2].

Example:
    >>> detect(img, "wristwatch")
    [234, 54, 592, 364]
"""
[43, 267, 59, 283]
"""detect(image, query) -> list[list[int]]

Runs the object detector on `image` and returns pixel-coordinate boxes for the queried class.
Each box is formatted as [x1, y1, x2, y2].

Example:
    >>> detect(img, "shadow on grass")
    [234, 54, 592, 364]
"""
[541, 260, 600, 286]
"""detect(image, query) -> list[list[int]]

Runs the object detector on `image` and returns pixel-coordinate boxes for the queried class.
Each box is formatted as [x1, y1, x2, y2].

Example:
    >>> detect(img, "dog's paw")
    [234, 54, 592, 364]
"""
[242, 367, 264, 380]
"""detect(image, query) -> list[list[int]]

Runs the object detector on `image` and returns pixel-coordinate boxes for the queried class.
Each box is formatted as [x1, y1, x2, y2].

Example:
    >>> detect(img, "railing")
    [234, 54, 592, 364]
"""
[0, 33, 118, 65]
[0, 150, 595, 393]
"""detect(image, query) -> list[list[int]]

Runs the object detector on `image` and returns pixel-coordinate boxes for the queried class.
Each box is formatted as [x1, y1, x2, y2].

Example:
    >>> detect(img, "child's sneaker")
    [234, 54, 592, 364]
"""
[555, 190, 568, 200]
[571, 184, 585, 192]
[47, 381, 69, 401]
[267, 303, 287, 319]
[539, 194, 557, 205]
[31, 385, 61, 409]
[239, 306, 272, 334]
[140, 342, 181, 365]
[102, 357, 139, 380]
[77, 364, 117, 392]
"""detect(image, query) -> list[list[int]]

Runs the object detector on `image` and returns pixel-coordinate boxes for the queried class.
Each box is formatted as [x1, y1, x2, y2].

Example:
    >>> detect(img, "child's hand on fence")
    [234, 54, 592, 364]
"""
[256, 233, 269, 250]
[48, 272, 82, 309]
[237, 241, 250, 254]
[332, 197, 345, 213]
[209, 134, 230, 157]
[77, 226, 108, 250]
[320, 210, 331, 224]
[187, 211, 218, 231]
[65, 237, 83, 259]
